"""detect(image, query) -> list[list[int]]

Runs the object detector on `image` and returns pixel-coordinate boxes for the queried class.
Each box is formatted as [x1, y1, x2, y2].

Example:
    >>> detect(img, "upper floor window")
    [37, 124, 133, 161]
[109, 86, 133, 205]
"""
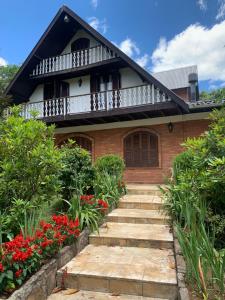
[71, 38, 90, 52]
[124, 131, 159, 168]
[43, 81, 69, 100]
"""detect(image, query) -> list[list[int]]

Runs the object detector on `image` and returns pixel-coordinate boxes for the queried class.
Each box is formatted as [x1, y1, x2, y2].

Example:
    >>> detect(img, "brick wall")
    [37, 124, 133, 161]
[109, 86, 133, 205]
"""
[55, 119, 209, 184]
[172, 87, 189, 101]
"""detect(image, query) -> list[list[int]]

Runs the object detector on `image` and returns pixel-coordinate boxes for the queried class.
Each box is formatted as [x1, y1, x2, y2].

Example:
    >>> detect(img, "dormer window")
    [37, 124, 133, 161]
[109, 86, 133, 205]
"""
[71, 38, 90, 52]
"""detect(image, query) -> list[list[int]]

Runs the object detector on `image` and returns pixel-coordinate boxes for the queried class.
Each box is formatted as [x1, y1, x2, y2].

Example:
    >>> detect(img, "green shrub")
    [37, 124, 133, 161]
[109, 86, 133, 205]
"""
[59, 141, 95, 199]
[0, 107, 62, 210]
[95, 154, 125, 178]
[163, 107, 225, 298]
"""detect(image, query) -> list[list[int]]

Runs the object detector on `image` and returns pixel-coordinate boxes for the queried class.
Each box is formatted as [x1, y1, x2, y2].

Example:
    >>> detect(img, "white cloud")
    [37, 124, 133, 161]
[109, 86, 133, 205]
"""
[151, 21, 225, 81]
[115, 38, 150, 69]
[91, 0, 98, 9]
[197, 0, 207, 11]
[136, 54, 149, 68]
[216, 0, 225, 20]
[88, 17, 107, 34]
[0, 57, 7, 66]
[117, 38, 140, 57]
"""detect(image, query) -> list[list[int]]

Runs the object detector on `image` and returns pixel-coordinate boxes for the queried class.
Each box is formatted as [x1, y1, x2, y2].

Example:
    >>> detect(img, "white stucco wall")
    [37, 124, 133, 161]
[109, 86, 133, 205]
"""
[29, 84, 43, 102]
[61, 29, 100, 55]
[65, 75, 90, 96]
[28, 75, 90, 103]
[120, 67, 143, 89]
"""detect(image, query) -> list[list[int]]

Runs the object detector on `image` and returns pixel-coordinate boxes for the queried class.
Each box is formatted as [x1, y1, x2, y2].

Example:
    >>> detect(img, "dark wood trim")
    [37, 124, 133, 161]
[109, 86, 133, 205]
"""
[41, 102, 177, 124]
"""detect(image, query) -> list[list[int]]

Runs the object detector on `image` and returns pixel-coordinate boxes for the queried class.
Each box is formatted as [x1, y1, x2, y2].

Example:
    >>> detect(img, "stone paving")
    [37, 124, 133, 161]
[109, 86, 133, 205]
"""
[48, 184, 178, 300]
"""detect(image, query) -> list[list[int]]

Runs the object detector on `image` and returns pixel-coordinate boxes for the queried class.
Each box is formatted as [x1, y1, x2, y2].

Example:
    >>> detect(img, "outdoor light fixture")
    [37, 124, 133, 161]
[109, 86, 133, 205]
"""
[64, 15, 70, 23]
[78, 78, 82, 87]
[167, 122, 174, 133]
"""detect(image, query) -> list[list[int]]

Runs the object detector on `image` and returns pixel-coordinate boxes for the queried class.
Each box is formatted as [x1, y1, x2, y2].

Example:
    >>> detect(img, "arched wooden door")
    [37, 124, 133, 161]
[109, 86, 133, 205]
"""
[124, 131, 159, 167]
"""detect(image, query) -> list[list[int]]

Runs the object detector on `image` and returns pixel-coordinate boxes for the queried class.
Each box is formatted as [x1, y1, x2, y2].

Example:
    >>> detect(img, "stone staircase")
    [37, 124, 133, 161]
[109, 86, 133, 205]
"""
[49, 184, 177, 300]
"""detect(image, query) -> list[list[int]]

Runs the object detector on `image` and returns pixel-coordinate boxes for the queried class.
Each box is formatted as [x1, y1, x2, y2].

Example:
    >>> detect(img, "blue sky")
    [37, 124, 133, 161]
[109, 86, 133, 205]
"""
[1, 0, 225, 91]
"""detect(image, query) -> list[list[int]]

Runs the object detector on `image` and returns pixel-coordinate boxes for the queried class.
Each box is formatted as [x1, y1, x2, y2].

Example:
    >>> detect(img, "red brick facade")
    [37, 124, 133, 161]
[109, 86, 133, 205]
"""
[55, 119, 209, 184]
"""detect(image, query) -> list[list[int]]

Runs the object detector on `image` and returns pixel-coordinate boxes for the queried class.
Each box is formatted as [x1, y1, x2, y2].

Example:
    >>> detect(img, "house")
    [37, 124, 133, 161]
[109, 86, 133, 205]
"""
[5, 6, 221, 183]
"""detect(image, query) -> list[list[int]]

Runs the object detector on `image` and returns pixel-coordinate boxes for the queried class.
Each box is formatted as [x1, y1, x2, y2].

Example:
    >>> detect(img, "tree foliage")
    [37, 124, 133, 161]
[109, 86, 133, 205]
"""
[0, 64, 19, 115]
[200, 88, 225, 102]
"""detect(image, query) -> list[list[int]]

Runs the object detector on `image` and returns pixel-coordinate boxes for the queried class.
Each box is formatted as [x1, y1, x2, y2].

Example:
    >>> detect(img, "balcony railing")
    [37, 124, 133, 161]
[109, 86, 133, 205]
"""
[31, 45, 116, 77]
[5, 84, 171, 120]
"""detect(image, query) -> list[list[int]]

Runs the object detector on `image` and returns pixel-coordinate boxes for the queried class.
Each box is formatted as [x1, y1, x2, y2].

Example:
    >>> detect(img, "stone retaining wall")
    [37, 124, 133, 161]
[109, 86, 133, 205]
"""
[173, 225, 190, 300]
[1, 228, 89, 300]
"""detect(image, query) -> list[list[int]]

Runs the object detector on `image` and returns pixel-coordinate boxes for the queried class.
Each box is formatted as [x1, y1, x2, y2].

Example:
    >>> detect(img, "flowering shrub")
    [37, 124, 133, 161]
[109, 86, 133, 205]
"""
[80, 195, 109, 213]
[0, 214, 80, 294]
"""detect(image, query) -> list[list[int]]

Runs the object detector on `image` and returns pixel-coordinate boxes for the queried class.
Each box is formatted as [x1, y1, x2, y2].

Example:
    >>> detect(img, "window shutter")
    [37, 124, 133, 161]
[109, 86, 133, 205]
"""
[124, 131, 159, 168]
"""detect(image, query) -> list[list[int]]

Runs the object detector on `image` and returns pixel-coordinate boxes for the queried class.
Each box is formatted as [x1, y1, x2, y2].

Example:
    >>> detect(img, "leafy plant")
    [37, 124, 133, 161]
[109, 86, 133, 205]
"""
[59, 141, 95, 200]
[65, 195, 101, 232]
[95, 154, 125, 178]
[0, 214, 80, 293]
[94, 171, 123, 208]
[0, 107, 62, 212]
[163, 106, 225, 298]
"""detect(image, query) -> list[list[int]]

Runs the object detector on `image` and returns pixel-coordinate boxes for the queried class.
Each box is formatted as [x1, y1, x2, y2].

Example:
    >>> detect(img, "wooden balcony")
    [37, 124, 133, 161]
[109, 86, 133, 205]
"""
[30, 45, 116, 77]
[5, 84, 177, 126]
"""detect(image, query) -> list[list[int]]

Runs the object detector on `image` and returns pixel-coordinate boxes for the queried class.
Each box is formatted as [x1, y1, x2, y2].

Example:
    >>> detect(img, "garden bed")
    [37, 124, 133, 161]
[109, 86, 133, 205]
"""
[0, 228, 89, 300]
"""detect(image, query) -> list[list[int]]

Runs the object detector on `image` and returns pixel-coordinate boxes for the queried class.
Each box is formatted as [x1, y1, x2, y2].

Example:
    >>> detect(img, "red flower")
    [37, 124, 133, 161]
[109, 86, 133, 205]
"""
[80, 195, 94, 205]
[74, 229, 80, 237]
[15, 269, 23, 278]
[40, 239, 53, 248]
[35, 229, 44, 238]
[0, 263, 4, 272]
[98, 199, 108, 210]
[52, 215, 69, 226]
[12, 247, 33, 262]
[40, 221, 52, 232]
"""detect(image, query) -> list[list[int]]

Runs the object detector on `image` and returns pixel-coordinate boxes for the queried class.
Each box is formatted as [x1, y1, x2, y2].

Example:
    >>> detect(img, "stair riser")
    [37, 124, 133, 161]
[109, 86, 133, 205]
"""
[56, 273, 177, 299]
[127, 190, 161, 196]
[107, 216, 168, 225]
[89, 236, 173, 249]
[119, 202, 162, 210]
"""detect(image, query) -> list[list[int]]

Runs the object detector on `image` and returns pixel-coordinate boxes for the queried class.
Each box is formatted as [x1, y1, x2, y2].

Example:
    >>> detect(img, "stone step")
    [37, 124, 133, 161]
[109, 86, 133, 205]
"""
[119, 195, 163, 210]
[56, 245, 177, 299]
[126, 184, 165, 196]
[48, 290, 169, 299]
[107, 208, 169, 225]
[89, 222, 173, 249]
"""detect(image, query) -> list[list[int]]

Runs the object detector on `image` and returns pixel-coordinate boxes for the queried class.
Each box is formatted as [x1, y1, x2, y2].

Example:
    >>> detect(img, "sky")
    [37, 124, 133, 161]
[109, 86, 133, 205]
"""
[0, 0, 225, 91]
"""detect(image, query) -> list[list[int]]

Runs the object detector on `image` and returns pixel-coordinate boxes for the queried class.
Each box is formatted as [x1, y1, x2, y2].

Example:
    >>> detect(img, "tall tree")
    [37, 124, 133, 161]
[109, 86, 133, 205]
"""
[0, 64, 20, 115]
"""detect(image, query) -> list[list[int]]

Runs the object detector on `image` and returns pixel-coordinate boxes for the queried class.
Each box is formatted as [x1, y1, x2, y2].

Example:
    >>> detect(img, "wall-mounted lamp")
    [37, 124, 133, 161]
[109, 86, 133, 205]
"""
[64, 15, 70, 23]
[167, 122, 174, 133]
[78, 78, 82, 87]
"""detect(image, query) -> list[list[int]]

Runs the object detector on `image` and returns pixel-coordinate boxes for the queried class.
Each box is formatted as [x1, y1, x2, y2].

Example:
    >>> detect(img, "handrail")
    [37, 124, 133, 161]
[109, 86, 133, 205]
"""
[25, 84, 150, 105]
[31, 44, 116, 77]
[34, 44, 112, 62]
[4, 84, 171, 119]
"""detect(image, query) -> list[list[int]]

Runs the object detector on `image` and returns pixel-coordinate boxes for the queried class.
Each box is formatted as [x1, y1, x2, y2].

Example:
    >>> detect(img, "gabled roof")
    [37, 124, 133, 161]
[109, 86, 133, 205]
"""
[153, 65, 198, 90]
[5, 5, 189, 112]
